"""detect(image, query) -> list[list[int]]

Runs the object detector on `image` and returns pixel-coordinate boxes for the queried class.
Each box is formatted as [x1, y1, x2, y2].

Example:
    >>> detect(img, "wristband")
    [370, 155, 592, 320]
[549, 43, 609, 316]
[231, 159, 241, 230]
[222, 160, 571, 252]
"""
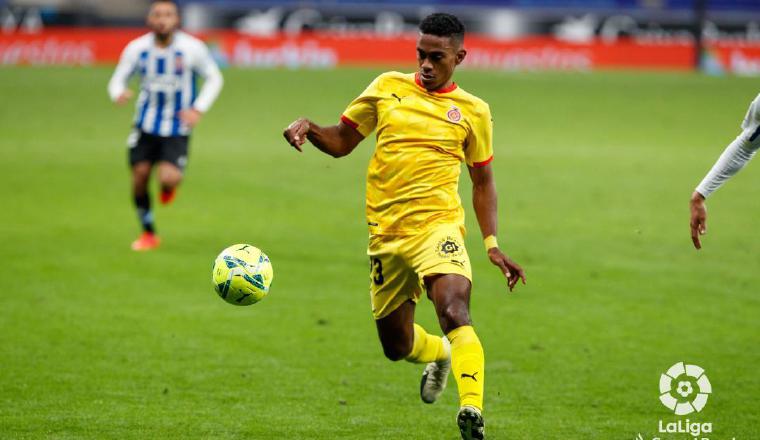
[484, 235, 498, 251]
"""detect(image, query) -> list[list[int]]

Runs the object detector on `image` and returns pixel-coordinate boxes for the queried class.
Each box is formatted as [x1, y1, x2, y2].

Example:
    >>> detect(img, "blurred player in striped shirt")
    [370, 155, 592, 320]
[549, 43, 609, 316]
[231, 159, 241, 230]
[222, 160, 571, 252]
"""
[108, 0, 223, 250]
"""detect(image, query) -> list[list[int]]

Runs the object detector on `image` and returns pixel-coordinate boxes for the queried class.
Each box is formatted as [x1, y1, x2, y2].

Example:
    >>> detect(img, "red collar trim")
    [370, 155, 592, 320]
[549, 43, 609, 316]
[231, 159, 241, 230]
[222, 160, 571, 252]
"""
[414, 73, 458, 94]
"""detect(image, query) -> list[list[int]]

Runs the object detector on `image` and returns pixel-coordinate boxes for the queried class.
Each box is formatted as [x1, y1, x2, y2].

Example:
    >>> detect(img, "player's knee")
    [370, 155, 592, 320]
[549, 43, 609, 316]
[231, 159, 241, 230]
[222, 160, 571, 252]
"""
[381, 339, 412, 362]
[382, 347, 408, 362]
[438, 303, 471, 334]
[133, 168, 150, 180]
[132, 174, 150, 193]
[160, 176, 181, 190]
[132, 166, 151, 183]
[158, 170, 181, 187]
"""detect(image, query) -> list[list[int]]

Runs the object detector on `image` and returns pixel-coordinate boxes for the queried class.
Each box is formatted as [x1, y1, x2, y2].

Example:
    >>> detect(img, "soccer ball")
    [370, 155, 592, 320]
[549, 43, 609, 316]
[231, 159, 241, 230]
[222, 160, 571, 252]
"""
[212, 244, 273, 306]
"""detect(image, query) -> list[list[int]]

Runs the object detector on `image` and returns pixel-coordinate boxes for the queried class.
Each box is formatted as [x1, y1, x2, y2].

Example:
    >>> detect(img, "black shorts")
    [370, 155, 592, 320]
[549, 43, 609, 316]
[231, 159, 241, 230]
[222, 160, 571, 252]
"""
[128, 130, 190, 171]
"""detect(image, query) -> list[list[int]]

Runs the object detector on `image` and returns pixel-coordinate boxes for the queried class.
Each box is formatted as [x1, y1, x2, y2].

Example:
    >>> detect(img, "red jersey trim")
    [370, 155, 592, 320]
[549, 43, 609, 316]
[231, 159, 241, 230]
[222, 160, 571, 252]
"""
[414, 73, 458, 94]
[472, 155, 494, 167]
[340, 115, 360, 130]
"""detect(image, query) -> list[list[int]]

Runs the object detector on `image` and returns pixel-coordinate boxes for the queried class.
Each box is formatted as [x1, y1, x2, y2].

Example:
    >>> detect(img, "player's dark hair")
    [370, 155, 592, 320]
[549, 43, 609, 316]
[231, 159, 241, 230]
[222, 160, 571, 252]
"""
[419, 13, 465, 44]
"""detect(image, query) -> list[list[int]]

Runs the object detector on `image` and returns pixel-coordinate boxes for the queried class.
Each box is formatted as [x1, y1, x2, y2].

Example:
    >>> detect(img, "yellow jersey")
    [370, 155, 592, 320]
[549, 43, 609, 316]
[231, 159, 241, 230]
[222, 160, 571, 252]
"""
[341, 71, 494, 235]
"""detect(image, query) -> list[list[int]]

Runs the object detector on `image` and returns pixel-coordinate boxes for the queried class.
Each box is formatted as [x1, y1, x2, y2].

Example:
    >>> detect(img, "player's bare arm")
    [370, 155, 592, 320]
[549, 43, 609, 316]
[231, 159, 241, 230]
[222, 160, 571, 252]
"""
[689, 191, 707, 250]
[468, 163, 526, 291]
[283, 118, 363, 157]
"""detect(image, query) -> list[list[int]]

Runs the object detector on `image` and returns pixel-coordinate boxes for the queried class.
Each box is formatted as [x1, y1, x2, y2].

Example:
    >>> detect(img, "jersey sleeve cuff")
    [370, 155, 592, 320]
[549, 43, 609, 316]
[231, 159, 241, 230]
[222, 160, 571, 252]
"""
[193, 102, 211, 113]
[340, 115, 360, 130]
[341, 114, 370, 137]
[471, 155, 494, 168]
[694, 186, 711, 199]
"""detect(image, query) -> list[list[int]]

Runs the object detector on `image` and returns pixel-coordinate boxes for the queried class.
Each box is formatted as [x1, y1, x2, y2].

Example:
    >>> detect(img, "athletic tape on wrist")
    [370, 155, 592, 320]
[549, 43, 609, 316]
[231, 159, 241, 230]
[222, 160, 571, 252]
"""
[484, 235, 498, 251]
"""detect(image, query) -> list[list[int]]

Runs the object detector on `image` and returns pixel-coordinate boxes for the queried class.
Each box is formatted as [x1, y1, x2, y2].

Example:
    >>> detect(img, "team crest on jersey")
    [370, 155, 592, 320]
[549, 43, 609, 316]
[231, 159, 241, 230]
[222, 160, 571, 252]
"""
[436, 236, 464, 258]
[174, 53, 184, 74]
[447, 106, 462, 123]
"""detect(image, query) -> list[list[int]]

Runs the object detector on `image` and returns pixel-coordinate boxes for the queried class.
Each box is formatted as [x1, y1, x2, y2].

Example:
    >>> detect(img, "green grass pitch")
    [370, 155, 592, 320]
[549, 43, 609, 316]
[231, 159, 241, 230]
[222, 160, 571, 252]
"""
[0, 66, 759, 439]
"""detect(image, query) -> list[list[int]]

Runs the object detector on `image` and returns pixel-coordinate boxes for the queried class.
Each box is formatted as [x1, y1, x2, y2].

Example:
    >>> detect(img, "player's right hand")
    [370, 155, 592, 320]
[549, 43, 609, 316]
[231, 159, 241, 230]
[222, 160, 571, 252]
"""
[116, 89, 134, 105]
[689, 191, 707, 250]
[283, 118, 311, 152]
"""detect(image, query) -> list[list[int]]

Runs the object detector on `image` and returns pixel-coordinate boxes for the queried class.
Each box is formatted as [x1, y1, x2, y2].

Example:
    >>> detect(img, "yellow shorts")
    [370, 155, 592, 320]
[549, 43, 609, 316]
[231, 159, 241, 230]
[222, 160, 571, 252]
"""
[367, 223, 473, 320]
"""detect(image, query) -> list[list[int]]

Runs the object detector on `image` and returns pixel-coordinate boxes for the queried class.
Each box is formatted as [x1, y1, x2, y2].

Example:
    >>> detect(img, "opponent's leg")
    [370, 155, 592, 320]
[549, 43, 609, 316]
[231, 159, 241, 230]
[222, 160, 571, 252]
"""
[426, 274, 485, 439]
[131, 161, 159, 250]
[157, 161, 182, 205]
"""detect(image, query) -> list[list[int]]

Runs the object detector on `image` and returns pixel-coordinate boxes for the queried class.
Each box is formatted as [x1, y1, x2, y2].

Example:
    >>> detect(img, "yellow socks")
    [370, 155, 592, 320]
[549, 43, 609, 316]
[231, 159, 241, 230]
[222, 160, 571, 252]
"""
[448, 325, 485, 411]
[404, 323, 485, 410]
[405, 323, 448, 364]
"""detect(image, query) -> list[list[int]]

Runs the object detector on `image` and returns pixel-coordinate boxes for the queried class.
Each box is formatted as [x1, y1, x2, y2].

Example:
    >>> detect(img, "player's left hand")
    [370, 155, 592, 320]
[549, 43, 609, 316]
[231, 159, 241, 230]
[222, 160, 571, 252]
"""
[487, 247, 526, 292]
[180, 108, 203, 128]
[689, 191, 707, 250]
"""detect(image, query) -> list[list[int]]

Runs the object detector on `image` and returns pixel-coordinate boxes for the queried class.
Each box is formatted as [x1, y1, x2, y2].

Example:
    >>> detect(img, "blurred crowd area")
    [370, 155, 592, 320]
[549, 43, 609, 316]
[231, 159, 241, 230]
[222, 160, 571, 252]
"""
[3, 1, 760, 73]
[2, 0, 760, 41]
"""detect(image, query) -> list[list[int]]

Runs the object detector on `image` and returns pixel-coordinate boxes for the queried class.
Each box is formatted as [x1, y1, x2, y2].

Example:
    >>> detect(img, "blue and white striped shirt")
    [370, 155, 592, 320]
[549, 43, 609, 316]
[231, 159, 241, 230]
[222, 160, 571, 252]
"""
[108, 31, 223, 137]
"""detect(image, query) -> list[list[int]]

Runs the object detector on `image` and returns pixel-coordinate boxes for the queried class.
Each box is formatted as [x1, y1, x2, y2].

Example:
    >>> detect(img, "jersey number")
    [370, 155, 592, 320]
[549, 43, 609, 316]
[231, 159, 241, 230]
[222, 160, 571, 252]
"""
[371, 258, 384, 285]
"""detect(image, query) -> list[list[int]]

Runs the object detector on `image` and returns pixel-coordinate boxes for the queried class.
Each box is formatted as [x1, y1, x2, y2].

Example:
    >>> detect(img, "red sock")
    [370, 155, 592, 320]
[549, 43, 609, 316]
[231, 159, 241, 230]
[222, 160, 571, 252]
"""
[160, 188, 176, 205]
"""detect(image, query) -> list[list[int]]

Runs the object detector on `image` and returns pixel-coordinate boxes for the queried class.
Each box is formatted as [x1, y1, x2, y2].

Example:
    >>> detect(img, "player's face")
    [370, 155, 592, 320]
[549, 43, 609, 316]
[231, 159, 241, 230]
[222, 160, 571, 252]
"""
[147, 2, 180, 39]
[416, 34, 466, 91]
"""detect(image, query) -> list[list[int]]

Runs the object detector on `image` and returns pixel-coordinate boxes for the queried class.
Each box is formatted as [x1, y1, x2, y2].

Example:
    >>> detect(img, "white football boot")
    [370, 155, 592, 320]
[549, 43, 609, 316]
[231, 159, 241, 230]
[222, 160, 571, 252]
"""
[419, 336, 451, 404]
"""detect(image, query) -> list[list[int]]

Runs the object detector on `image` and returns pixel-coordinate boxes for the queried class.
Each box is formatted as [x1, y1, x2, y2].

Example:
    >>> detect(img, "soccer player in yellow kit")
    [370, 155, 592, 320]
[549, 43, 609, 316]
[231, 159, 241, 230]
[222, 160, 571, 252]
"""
[283, 13, 525, 440]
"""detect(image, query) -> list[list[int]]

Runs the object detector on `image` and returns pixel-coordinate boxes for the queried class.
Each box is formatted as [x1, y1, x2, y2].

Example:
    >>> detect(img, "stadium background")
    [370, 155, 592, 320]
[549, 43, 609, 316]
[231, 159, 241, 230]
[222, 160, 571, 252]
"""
[1, 0, 759, 439]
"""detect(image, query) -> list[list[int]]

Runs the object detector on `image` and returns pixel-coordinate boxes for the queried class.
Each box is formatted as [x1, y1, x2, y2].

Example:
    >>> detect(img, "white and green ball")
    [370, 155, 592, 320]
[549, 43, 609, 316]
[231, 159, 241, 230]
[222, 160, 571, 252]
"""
[212, 244, 273, 306]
